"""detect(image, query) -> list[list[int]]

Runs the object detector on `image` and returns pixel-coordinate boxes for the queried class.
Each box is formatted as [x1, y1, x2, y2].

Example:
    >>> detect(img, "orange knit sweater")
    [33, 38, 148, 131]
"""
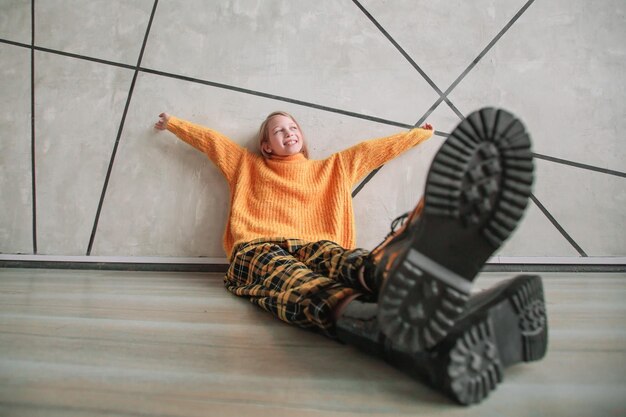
[167, 117, 433, 257]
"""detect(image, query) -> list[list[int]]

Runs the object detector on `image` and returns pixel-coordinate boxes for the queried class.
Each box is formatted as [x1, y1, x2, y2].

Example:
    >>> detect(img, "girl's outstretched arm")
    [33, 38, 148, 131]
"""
[153, 113, 245, 184]
[337, 123, 435, 184]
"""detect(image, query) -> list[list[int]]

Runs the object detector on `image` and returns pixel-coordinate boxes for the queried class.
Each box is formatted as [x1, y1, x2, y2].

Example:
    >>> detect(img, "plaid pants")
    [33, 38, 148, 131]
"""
[225, 238, 372, 336]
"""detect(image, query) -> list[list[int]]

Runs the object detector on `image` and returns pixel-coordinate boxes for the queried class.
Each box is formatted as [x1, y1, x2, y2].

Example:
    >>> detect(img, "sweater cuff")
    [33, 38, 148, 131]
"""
[165, 116, 183, 135]
[408, 127, 434, 143]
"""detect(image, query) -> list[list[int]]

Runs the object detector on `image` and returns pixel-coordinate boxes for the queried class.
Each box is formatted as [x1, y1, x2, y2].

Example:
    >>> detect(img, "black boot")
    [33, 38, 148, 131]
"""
[336, 275, 548, 406]
[373, 107, 535, 352]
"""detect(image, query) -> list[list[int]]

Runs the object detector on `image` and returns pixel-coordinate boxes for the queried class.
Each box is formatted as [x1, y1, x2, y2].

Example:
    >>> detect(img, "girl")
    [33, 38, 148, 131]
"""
[154, 108, 547, 405]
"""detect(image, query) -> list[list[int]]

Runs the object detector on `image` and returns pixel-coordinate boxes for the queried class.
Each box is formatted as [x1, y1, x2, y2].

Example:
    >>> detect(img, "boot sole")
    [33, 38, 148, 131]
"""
[378, 108, 535, 352]
[436, 275, 548, 405]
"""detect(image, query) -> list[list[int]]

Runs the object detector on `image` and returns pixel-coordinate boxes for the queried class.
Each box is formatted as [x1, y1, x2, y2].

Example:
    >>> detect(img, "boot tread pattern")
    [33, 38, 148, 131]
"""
[424, 107, 535, 247]
[510, 276, 548, 361]
[447, 318, 503, 405]
[378, 262, 469, 352]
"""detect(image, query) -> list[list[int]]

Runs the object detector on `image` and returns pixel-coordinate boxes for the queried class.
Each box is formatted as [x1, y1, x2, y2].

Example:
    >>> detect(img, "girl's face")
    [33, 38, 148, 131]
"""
[263, 115, 304, 156]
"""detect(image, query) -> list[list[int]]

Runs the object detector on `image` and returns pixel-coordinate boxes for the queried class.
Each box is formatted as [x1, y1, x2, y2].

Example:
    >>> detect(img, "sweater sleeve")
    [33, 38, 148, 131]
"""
[337, 127, 434, 184]
[166, 116, 245, 183]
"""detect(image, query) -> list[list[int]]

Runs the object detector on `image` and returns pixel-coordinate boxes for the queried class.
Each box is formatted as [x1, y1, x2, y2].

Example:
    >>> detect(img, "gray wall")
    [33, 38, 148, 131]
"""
[1, 0, 624, 262]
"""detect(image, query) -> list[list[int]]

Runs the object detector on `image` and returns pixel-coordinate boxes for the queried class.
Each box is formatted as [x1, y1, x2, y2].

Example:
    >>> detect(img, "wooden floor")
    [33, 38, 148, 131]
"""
[0, 268, 625, 417]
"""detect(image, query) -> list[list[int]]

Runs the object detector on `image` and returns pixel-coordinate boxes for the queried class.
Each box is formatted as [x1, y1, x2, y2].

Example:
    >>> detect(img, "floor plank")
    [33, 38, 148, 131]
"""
[1, 268, 625, 417]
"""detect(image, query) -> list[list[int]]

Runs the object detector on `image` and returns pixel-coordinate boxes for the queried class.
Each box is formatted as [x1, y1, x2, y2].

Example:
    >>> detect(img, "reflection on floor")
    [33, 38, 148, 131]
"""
[0, 268, 624, 417]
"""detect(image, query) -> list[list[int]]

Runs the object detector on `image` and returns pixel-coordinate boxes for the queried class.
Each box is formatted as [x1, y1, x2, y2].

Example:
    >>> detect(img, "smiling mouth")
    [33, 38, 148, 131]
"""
[284, 139, 298, 146]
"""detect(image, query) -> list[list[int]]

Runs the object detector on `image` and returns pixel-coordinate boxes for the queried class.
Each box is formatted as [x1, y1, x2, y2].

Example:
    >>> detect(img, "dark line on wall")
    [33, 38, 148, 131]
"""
[0, 38, 28, 48]
[534, 153, 626, 178]
[414, 0, 536, 126]
[139, 67, 415, 129]
[0, 38, 136, 70]
[30, 0, 37, 254]
[415, 99, 451, 126]
[350, 0, 440, 94]
[351, 167, 382, 198]
[0, 38, 421, 131]
[34, 45, 137, 70]
[351, 0, 465, 122]
[530, 193, 588, 257]
[86, 0, 160, 256]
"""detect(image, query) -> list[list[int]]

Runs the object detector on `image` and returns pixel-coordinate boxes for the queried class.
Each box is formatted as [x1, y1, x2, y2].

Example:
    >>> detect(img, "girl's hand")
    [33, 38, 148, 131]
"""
[154, 113, 170, 130]
[420, 123, 433, 131]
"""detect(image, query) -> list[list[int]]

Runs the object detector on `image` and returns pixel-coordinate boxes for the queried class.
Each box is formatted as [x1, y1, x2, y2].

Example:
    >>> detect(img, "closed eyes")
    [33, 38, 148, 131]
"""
[274, 125, 298, 135]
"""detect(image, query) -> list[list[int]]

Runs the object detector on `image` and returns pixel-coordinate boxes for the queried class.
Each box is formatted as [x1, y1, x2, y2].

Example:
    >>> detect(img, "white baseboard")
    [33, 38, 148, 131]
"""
[1, 254, 624, 265]
[487, 256, 626, 265]
[0, 254, 229, 264]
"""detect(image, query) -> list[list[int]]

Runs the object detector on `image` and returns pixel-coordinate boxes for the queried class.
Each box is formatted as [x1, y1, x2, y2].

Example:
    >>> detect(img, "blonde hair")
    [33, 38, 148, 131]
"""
[258, 111, 309, 159]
